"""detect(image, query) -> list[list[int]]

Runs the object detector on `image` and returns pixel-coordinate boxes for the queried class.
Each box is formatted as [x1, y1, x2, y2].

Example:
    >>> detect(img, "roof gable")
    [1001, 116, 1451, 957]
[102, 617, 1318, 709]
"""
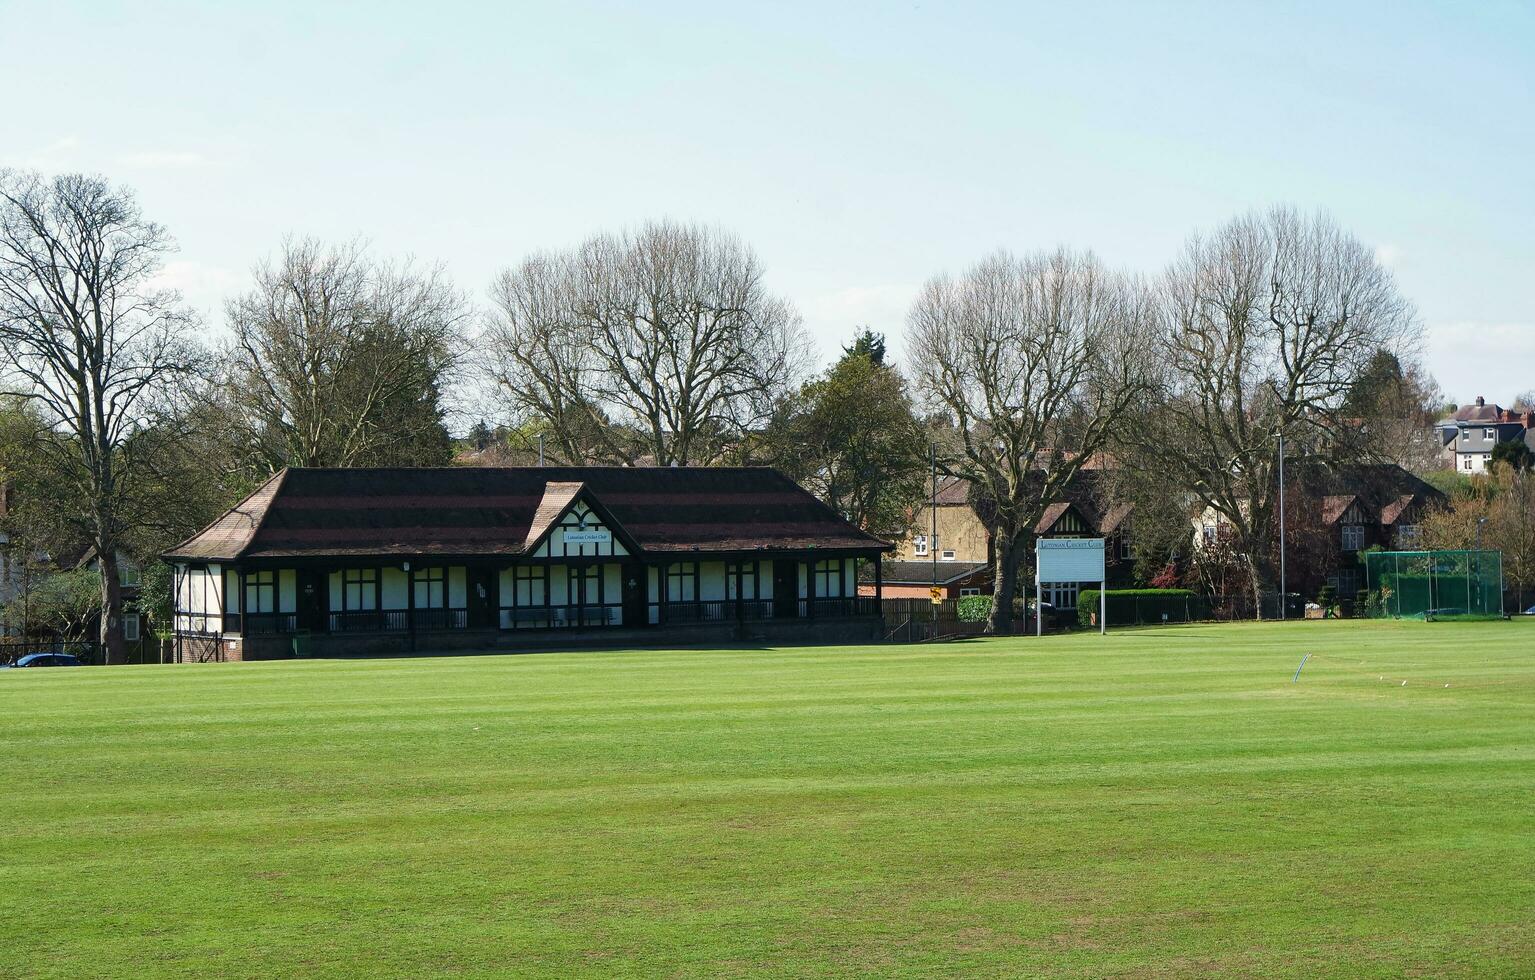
[523, 485, 639, 559]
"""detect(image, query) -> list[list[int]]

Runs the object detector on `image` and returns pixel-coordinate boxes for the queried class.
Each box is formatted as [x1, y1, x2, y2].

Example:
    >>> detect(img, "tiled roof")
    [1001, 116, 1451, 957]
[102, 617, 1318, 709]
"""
[523, 482, 585, 550]
[937, 469, 1134, 536]
[165, 470, 287, 561]
[933, 476, 970, 505]
[1034, 502, 1073, 534]
[165, 467, 889, 562]
[1305, 464, 1444, 527]
[1321, 495, 1358, 525]
[867, 560, 990, 585]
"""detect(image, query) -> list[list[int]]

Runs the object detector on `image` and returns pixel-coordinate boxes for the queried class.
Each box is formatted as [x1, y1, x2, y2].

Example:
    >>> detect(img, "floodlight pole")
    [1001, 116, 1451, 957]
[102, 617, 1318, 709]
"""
[1277, 432, 1287, 620]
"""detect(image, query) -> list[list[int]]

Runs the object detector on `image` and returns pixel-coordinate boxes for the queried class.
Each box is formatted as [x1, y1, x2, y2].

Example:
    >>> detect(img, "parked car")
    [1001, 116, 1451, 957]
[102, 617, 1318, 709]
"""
[0, 652, 85, 668]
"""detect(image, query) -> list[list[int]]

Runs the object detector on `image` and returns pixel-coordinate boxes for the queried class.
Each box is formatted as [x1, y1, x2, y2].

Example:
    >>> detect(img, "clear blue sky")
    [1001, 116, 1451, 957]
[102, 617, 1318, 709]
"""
[3, 0, 1531, 405]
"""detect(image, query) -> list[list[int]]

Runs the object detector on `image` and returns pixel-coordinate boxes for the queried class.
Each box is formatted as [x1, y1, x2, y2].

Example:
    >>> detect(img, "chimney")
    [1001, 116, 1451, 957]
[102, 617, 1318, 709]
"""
[1475, 395, 1485, 407]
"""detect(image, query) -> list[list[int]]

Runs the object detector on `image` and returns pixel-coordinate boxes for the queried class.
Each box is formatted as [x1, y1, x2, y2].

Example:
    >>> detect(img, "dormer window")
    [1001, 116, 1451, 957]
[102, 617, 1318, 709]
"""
[1341, 525, 1365, 552]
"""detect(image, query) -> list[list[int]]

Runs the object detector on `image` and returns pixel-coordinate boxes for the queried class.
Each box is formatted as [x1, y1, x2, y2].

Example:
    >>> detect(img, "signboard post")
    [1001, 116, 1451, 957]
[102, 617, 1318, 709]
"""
[1035, 538, 1107, 637]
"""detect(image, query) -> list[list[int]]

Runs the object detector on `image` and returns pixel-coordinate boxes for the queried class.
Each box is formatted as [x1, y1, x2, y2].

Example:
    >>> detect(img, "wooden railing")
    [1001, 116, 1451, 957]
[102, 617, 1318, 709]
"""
[328, 610, 410, 633]
[243, 613, 299, 635]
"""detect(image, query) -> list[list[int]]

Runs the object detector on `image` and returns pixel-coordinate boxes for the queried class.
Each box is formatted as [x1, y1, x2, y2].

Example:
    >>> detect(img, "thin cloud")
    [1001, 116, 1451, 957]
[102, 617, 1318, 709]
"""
[116, 150, 208, 169]
[6, 135, 82, 169]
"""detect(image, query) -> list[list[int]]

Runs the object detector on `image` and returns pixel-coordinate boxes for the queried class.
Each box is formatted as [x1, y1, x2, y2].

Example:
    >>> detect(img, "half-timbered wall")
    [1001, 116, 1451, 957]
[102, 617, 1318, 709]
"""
[534, 501, 630, 560]
[174, 564, 224, 633]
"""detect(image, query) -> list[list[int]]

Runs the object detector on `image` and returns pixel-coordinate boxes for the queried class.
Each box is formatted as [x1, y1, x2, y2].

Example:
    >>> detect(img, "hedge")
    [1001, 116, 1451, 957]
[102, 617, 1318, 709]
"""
[956, 594, 992, 623]
[1077, 589, 1202, 629]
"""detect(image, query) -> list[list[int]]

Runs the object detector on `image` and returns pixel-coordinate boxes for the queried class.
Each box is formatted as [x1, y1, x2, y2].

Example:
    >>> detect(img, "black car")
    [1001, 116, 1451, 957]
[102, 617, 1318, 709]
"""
[1, 652, 86, 668]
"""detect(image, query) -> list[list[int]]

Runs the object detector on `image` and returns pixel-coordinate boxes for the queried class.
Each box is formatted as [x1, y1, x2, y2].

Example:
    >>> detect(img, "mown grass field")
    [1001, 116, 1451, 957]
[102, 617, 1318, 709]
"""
[2, 620, 1533, 978]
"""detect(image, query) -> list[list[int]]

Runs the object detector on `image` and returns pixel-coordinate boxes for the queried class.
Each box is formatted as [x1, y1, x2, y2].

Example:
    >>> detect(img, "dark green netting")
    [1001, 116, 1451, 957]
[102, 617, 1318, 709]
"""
[1364, 550, 1504, 620]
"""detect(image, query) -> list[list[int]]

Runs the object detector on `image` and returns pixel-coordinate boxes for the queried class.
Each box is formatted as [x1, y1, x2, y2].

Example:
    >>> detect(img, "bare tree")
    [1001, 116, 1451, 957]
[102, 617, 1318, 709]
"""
[0, 171, 202, 663]
[483, 251, 619, 464]
[1123, 207, 1418, 614]
[484, 221, 810, 465]
[224, 238, 469, 471]
[907, 249, 1158, 633]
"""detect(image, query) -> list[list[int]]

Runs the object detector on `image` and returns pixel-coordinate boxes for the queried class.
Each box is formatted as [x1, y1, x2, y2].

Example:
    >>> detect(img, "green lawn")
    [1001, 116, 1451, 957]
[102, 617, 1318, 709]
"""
[3, 621, 1533, 978]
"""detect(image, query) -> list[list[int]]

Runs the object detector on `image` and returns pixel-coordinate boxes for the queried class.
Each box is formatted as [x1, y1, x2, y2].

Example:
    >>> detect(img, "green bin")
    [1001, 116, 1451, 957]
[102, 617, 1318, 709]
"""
[291, 631, 313, 658]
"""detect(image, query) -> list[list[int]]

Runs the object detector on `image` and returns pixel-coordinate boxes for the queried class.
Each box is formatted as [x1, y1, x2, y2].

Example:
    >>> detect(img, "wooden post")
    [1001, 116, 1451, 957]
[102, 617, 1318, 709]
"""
[807, 557, 816, 619]
[406, 563, 416, 652]
[734, 563, 744, 624]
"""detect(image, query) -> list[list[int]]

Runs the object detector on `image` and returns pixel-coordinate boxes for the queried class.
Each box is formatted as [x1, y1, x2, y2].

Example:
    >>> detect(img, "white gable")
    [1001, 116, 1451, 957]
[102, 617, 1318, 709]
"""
[533, 498, 630, 559]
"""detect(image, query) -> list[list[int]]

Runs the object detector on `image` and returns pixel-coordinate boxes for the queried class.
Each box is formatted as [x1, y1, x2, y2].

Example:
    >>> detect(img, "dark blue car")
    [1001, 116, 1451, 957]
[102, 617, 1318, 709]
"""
[1, 652, 85, 668]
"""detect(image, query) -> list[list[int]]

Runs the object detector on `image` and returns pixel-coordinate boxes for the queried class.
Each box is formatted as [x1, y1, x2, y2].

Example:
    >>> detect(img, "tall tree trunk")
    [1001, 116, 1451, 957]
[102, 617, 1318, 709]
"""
[98, 548, 126, 665]
[987, 525, 1021, 635]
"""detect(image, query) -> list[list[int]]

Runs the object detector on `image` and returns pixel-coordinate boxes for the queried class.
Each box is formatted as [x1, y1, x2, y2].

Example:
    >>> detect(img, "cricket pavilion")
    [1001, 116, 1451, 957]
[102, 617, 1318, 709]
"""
[165, 467, 891, 661]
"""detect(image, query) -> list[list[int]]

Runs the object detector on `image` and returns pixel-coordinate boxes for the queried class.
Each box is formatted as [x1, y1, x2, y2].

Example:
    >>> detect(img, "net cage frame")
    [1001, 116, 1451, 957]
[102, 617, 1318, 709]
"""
[1363, 549, 1505, 620]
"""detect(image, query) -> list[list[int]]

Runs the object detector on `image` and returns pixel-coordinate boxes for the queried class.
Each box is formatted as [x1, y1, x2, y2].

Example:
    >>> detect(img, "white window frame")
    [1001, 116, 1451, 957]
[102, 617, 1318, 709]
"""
[1341, 524, 1365, 552]
[959, 587, 981, 597]
[1042, 582, 1080, 611]
[913, 534, 928, 557]
[940, 549, 955, 561]
[123, 612, 141, 642]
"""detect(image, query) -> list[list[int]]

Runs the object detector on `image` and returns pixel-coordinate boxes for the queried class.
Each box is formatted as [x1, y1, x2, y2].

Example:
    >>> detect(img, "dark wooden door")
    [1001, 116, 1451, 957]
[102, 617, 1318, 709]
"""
[773, 560, 799, 619]
[467, 566, 496, 629]
[296, 570, 325, 632]
[621, 564, 648, 627]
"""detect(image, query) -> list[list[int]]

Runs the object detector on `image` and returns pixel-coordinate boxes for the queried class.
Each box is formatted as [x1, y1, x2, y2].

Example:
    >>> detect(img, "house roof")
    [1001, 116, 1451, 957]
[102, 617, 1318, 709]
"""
[164, 466, 890, 562]
[866, 560, 990, 585]
[1321, 494, 1358, 525]
[933, 475, 970, 505]
[929, 469, 1135, 537]
[1305, 464, 1444, 527]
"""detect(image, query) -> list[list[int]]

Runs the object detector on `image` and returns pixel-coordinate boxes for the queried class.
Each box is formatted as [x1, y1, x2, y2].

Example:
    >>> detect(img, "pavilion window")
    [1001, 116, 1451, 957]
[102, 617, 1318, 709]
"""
[413, 567, 447, 609]
[245, 570, 275, 614]
[667, 562, 699, 602]
[343, 568, 377, 610]
[814, 559, 844, 598]
[572, 565, 600, 605]
[726, 561, 759, 600]
[514, 566, 546, 607]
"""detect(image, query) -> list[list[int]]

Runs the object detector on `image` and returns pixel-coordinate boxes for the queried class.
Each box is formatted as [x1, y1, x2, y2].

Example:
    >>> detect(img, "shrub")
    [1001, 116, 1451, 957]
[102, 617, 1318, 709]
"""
[956, 594, 992, 623]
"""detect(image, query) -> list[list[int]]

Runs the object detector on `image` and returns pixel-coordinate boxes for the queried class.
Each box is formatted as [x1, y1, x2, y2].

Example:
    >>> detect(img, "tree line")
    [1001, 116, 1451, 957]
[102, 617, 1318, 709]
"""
[0, 168, 1461, 659]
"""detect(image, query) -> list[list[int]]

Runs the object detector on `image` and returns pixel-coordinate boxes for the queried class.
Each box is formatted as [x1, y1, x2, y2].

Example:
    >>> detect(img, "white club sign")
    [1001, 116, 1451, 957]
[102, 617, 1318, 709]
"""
[564, 529, 612, 545]
[1035, 538, 1106, 637]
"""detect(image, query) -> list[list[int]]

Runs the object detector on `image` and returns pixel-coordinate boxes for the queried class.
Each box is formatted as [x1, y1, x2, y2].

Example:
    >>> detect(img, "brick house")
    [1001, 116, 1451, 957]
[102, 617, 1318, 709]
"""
[882, 471, 1137, 612]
